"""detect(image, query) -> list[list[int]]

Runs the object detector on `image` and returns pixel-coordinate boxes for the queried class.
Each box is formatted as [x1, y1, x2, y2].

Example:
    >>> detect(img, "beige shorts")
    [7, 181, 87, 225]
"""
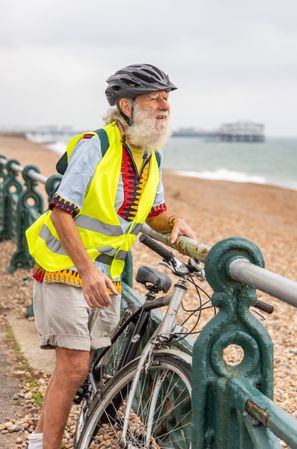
[33, 280, 121, 351]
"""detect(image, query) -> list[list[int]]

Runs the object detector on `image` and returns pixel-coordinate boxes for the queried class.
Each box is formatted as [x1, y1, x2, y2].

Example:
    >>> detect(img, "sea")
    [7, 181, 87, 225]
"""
[26, 132, 297, 191]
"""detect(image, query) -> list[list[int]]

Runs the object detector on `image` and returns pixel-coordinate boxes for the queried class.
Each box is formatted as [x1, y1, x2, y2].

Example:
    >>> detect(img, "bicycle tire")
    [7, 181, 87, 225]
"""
[76, 352, 192, 449]
[74, 307, 138, 446]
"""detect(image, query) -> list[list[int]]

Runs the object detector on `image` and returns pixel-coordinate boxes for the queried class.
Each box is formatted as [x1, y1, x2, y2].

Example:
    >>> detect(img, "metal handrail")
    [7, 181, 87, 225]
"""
[229, 258, 297, 308]
[141, 223, 210, 262]
[0, 156, 47, 184]
[142, 224, 297, 307]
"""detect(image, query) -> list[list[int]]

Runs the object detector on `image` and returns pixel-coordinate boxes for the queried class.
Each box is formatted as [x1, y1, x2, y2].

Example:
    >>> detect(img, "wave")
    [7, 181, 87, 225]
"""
[173, 168, 267, 185]
[24, 135, 297, 191]
[26, 134, 68, 155]
[45, 141, 67, 155]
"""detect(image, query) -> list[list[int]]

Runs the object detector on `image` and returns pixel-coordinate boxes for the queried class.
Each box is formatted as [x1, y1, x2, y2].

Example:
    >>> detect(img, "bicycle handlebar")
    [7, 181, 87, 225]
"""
[139, 234, 174, 262]
[254, 299, 274, 314]
[139, 233, 274, 315]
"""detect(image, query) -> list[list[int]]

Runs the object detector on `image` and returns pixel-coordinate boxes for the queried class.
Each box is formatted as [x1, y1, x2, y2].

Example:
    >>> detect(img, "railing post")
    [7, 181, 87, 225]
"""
[8, 165, 44, 272]
[45, 174, 62, 203]
[0, 159, 23, 242]
[0, 155, 7, 236]
[191, 237, 280, 449]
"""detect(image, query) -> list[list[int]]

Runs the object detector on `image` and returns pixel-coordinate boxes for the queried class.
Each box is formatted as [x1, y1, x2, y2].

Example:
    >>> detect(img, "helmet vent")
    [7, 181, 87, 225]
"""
[135, 73, 157, 84]
[121, 79, 140, 87]
[144, 68, 163, 79]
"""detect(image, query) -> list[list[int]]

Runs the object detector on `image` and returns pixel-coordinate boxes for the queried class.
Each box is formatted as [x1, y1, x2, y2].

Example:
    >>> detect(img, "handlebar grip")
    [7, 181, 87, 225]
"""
[139, 234, 174, 261]
[254, 299, 274, 314]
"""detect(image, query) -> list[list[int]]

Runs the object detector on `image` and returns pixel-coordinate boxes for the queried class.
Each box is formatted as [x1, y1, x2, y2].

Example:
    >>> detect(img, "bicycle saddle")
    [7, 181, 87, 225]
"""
[136, 266, 172, 293]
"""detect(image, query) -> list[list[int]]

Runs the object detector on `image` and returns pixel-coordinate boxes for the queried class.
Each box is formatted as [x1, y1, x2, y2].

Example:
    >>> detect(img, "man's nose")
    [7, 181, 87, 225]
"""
[158, 98, 169, 111]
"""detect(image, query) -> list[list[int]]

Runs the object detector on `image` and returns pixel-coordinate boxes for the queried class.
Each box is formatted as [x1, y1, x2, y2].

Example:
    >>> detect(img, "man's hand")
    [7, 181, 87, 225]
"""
[170, 217, 197, 244]
[50, 208, 118, 308]
[146, 211, 197, 244]
[81, 266, 118, 308]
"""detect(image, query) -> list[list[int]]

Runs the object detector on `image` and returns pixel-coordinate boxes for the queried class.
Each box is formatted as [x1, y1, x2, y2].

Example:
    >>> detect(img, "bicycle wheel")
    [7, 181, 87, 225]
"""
[76, 352, 192, 449]
[74, 308, 138, 445]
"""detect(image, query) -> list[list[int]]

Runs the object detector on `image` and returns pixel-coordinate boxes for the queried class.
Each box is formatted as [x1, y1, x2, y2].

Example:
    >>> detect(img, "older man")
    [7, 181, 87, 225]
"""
[26, 63, 196, 449]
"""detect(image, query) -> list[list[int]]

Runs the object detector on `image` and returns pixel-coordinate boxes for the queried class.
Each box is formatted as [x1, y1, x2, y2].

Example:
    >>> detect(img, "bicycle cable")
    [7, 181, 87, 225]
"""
[153, 273, 217, 345]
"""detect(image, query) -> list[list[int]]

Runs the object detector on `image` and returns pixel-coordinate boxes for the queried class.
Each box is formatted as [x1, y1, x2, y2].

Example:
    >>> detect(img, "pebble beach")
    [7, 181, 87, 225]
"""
[0, 134, 296, 448]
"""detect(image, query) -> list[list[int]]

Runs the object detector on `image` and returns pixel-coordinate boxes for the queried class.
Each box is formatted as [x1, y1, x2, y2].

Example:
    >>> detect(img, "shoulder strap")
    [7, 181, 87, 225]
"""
[56, 128, 110, 175]
[155, 150, 161, 168]
[56, 151, 68, 175]
[94, 128, 109, 157]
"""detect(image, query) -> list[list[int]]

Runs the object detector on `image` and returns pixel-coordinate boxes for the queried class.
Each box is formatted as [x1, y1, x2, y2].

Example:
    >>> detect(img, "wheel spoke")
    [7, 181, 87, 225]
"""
[135, 367, 161, 423]
[152, 411, 192, 442]
[149, 372, 184, 428]
[151, 385, 190, 431]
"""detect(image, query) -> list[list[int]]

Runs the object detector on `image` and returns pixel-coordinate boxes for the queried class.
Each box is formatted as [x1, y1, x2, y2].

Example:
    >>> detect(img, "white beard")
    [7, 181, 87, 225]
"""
[124, 104, 171, 153]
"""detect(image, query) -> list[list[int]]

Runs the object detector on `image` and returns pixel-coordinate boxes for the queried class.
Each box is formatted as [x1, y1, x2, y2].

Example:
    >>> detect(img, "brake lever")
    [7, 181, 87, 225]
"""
[159, 257, 189, 277]
[188, 258, 206, 281]
[192, 268, 206, 282]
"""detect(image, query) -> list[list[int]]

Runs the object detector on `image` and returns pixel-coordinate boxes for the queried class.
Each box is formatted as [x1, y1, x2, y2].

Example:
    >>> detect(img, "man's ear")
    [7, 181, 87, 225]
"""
[118, 98, 132, 118]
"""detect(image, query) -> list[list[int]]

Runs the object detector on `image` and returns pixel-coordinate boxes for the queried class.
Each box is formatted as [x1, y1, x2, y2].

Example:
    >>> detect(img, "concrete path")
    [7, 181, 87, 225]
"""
[7, 312, 55, 374]
[0, 326, 24, 449]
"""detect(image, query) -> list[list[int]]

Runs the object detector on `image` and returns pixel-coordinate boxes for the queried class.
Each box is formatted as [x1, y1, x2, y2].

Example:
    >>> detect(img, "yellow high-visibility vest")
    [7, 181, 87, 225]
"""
[26, 121, 160, 279]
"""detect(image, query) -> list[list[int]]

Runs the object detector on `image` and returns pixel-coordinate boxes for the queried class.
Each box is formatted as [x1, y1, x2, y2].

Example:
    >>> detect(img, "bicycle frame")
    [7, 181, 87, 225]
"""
[82, 289, 168, 403]
[121, 278, 188, 447]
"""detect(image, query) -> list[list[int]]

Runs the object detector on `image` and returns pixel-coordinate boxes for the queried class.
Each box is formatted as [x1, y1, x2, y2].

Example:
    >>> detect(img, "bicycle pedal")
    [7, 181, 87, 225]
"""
[73, 385, 89, 404]
[73, 394, 83, 405]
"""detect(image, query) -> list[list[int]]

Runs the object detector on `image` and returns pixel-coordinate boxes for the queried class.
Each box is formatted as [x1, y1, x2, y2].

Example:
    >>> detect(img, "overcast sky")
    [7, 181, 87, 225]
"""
[1, 0, 297, 136]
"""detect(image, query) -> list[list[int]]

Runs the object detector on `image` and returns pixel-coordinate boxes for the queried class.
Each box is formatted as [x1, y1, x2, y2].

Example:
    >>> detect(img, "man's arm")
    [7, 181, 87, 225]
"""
[51, 207, 117, 308]
[146, 211, 197, 243]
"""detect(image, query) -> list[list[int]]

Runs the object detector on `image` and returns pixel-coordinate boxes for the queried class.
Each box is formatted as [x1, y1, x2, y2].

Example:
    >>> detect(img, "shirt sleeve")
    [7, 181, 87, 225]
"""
[51, 134, 102, 210]
[147, 151, 167, 218]
[49, 194, 80, 217]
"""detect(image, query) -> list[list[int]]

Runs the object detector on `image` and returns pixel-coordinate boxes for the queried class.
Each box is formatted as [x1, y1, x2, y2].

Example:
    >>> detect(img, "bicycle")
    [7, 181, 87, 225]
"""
[74, 233, 273, 449]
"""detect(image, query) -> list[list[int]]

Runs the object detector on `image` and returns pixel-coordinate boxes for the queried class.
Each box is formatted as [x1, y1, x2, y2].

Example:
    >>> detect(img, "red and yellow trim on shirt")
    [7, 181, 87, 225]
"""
[33, 264, 122, 294]
[49, 194, 80, 217]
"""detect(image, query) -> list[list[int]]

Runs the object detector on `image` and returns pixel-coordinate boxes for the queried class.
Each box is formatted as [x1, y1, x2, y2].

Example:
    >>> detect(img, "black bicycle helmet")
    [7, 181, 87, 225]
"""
[105, 63, 177, 106]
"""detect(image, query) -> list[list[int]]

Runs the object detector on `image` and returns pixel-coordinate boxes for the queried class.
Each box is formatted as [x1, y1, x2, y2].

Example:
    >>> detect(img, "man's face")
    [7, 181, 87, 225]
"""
[123, 90, 171, 151]
[135, 90, 170, 125]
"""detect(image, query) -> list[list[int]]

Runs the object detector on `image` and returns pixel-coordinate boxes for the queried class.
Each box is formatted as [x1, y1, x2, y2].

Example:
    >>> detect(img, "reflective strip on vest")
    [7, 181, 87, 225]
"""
[75, 215, 142, 236]
[96, 254, 113, 265]
[130, 223, 143, 235]
[75, 215, 123, 236]
[40, 225, 67, 255]
[96, 250, 127, 265]
[40, 224, 115, 256]
[115, 250, 127, 260]
[40, 224, 128, 264]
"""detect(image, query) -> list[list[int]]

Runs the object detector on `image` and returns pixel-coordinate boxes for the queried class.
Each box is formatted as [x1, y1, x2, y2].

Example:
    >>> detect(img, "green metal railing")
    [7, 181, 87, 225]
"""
[0, 155, 60, 272]
[191, 237, 297, 449]
[142, 226, 297, 448]
[0, 155, 296, 448]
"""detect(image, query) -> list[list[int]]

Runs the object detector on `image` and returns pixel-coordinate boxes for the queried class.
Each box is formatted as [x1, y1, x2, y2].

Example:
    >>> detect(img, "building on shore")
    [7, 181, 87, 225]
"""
[172, 127, 216, 138]
[219, 121, 265, 142]
[172, 121, 265, 142]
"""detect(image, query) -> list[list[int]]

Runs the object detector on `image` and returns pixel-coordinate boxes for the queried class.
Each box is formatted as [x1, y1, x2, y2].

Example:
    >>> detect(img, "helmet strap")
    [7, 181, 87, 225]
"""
[117, 98, 136, 127]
